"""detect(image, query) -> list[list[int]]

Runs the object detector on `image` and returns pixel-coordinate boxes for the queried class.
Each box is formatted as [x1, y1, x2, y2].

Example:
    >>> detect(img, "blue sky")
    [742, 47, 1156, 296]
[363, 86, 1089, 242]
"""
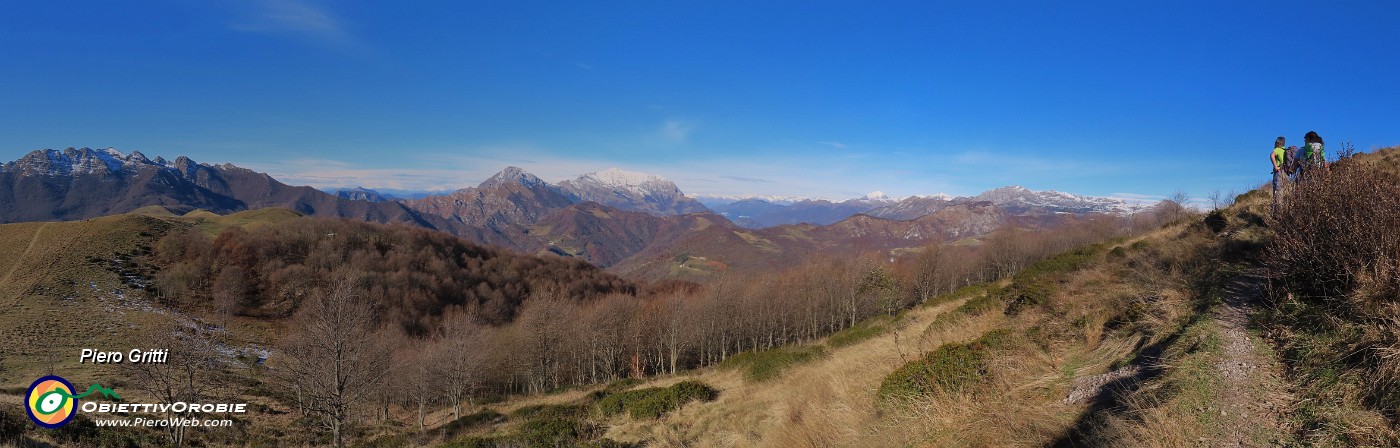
[3, 1, 1398, 201]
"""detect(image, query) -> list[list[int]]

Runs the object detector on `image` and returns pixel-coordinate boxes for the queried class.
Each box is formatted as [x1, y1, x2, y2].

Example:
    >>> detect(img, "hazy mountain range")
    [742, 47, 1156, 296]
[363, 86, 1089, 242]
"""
[1, 147, 1154, 278]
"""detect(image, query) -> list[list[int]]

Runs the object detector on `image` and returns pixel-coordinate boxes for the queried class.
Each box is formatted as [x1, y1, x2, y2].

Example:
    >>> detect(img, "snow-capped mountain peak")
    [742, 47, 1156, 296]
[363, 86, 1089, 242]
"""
[970, 185, 1131, 215]
[558, 168, 707, 215]
[915, 193, 955, 201]
[1, 147, 185, 177]
[576, 168, 666, 191]
[859, 191, 900, 203]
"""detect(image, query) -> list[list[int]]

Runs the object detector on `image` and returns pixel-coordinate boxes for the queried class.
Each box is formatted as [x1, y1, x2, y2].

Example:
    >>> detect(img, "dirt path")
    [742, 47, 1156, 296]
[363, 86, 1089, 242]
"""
[1214, 271, 1295, 447]
[0, 222, 49, 287]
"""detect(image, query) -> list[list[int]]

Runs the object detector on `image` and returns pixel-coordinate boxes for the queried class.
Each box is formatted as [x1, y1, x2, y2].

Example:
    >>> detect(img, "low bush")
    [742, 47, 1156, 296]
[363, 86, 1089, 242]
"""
[720, 345, 827, 382]
[878, 329, 1015, 400]
[510, 403, 588, 421]
[953, 286, 1005, 316]
[669, 380, 719, 403]
[596, 389, 652, 417]
[1000, 245, 1099, 316]
[436, 409, 505, 440]
[519, 417, 587, 447]
[0, 404, 25, 442]
[596, 380, 718, 419]
[1003, 278, 1054, 316]
[827, 315, 894, 348]
[1267, 157, 1400, 307]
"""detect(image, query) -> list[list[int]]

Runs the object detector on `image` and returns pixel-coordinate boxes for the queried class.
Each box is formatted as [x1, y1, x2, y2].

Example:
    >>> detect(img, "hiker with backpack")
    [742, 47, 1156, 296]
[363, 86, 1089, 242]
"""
[1271, 136, 1288, 212]
[1301, 131, 1328, 178]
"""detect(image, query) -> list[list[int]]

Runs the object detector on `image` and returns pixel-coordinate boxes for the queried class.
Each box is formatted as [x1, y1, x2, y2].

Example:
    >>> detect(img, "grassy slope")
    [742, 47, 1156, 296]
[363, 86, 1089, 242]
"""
[0, 207, 300, 390]
[434, 203, 1292, 447]
[0, 214, 175, 389]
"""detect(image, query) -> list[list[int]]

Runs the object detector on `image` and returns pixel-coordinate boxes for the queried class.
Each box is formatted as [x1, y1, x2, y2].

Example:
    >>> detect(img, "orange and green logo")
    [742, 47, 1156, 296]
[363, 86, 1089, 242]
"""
[25, 376, 121, 429]
[26, 376, 77, 428]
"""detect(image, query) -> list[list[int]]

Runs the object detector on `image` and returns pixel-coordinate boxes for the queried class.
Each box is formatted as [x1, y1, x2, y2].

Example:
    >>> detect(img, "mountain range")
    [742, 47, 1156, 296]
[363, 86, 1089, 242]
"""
[0, 147, 1153, 278]
[708, 186, 1135, 228]
[0, 147, 448, 229]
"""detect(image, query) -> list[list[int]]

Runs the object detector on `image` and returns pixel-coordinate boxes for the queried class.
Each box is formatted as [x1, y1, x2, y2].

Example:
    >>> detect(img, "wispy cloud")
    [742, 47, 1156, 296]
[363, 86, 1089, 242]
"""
[228, 0, 361, 53]
[243, 158, 473, 191]
[818, 141, 847, 149]
[661, 119, 694, 143]
[721, 175, 773, 183]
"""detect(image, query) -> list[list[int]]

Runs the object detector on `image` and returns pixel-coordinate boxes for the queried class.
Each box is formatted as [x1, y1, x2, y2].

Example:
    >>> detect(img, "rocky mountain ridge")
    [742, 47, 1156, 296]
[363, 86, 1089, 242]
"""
[1, 147, 1145, 278]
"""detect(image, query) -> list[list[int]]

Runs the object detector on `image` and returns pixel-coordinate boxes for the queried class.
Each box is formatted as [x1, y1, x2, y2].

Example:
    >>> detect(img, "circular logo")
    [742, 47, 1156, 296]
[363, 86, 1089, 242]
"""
[26, 375, 78, 429]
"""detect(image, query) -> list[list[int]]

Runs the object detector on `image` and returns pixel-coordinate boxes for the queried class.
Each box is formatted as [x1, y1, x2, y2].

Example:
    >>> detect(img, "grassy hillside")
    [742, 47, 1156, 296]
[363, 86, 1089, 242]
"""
[401, 146, 1400, 447]
[0, 213, 177, 385]
[3, 145, 1395, 447]
[0, 208, 304, 389]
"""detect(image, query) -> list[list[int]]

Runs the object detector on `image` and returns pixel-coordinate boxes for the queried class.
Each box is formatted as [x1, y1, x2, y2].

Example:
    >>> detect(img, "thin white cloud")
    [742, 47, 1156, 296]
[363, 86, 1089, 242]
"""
[228, 0, 361, 53]
[243, 158, 473, 191]
[721, 175, 773, 184]
[818, 141, 847, 149]
[661, 119, 694, 143]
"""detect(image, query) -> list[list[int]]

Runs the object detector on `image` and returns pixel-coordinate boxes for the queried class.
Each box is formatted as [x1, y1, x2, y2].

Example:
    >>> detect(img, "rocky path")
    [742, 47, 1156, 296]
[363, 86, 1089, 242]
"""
[1214, 270, 1296, 447]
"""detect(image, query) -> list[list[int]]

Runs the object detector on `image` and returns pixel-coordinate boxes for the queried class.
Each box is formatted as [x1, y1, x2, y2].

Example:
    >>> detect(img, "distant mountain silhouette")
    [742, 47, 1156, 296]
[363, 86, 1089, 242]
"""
[0, 147, 454, 232]
[0, 147, 1143, 276]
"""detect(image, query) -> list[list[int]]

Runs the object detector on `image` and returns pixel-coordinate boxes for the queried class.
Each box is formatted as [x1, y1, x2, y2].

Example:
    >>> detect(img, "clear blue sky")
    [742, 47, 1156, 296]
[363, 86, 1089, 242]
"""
[3, 1, 1398, 201]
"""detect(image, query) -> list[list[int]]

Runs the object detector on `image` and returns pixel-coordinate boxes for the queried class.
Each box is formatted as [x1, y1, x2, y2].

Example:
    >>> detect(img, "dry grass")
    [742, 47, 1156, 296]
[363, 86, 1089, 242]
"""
[594, 222, 1219, 448]
[599, 296, 985, 447]
[0, 215, 179, 388]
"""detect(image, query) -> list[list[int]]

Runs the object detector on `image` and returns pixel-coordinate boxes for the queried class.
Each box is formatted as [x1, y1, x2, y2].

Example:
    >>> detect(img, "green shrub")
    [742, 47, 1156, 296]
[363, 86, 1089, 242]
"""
[1003, 278, 1054, 316]
[1203, 209, 1228, 233]
[596, 388, 654, 417]
[1017, 247, 1096, 281]
[596, 380, 718, 419]
[436, 409, 505, 440]
[510, 403, 588, 420]
[628, 391, 678, 419]
[956, 291, 1004, 316]
[721, 345, 827, 382]
[996, 246, 1098, 316]
[878, 329, 1015, 400]
[827, 316, 892, 347]
[670, 380, 718, 402]
[1108, 246, 1128, 259]
[519, 417, 586, 447]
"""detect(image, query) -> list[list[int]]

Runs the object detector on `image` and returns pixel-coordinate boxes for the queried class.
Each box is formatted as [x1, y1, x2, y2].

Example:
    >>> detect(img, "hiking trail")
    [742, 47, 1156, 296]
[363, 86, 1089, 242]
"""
[1, 222, 50, 288]
[1214, 268, 1296, 446]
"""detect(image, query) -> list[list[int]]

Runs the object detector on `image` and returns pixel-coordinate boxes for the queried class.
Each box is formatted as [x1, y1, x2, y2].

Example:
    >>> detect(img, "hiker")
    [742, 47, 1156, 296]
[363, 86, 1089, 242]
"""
[1301, 131, 1328, 178]
[1271, 136, 1288, 212]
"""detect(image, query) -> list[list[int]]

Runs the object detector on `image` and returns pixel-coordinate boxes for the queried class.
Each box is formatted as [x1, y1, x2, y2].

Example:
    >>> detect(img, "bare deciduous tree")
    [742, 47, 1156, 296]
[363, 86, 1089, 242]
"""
[438, 314, 485, 419]
[125, 321, 221, 447]
[276, 273, 391, 448]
